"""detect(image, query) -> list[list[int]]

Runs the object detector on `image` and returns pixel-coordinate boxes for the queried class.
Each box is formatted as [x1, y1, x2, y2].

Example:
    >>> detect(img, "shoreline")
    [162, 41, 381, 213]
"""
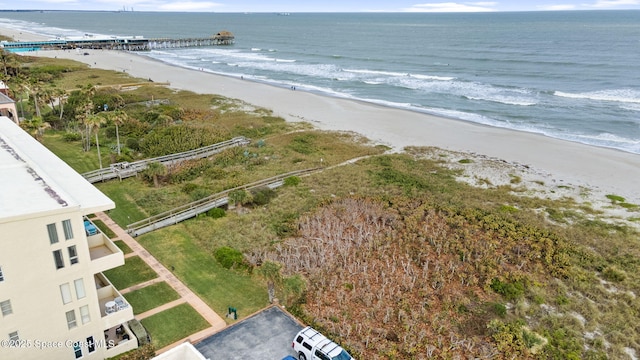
[3, 28, 640, 206]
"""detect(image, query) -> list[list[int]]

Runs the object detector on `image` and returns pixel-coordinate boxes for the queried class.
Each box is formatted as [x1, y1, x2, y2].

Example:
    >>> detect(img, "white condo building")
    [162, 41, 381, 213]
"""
[0, 117, 138, 359]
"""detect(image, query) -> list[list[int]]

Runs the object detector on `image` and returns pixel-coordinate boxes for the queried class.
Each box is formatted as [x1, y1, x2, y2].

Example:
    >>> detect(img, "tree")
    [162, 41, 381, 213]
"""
[74, 86, 97, 151]
[145, 162, 166, 188]
[85, 114, 106, 169]
[53, 87, 67, 121]
[256, 261, 283, 304]
[11, 73, 29, 120]
[228, 189, 249, 213]
[108, 110, 128, 155]
[20, 116, 50, 142]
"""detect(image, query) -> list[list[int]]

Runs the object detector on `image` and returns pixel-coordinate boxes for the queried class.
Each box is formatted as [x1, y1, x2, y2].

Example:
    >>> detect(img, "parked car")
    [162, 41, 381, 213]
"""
[282, 356, 297, 360]
[292, 326, 352, 360]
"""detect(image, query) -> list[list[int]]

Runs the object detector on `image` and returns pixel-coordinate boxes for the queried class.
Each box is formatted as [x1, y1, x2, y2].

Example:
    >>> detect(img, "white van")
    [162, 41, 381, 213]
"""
[292, 326, 353, 360]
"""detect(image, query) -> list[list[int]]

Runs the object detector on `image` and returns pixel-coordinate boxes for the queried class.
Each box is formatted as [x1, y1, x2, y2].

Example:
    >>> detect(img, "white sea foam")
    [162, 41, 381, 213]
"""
[343, 68, 453, 81]
[554, 89, 640, 104]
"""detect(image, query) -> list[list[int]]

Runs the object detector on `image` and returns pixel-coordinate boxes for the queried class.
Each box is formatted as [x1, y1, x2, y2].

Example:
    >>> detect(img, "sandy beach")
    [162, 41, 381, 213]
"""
[3, 28, 640, 207]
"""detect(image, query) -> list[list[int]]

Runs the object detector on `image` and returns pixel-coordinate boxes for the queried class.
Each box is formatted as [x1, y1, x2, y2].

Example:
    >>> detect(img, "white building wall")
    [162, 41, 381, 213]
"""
[0, 116, 136, 360]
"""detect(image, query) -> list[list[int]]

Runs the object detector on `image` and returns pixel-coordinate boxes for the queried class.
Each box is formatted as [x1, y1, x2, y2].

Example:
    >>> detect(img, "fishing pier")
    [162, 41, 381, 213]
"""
[0, 31, 234, 52]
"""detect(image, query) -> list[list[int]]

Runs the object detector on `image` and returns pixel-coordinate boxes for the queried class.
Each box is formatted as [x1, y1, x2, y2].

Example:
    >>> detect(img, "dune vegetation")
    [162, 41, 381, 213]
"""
[5, 51, 640, 359]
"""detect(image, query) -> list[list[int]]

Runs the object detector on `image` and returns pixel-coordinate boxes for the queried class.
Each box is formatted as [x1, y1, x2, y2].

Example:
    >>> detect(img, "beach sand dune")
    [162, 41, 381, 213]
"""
[3, 28, 639, 208]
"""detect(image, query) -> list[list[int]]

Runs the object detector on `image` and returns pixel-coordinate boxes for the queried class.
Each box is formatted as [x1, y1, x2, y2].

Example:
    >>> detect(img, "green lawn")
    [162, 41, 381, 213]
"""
[113, 240, 133, 255]
[92, 219, 117, 238]
[96, 180, 151, 227]
[124, 282, 181, 315]
[137, 227, 268, 323]
[41, 132, 103, 173]
[140, 303, 210, 349]
[103, 256, 157, 290]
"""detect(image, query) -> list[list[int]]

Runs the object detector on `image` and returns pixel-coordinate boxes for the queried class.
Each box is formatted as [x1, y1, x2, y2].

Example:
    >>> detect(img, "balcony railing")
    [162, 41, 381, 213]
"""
[85, 219, 124, 273]
[104, 323, 137, 357]
[95, 273, 134, 329]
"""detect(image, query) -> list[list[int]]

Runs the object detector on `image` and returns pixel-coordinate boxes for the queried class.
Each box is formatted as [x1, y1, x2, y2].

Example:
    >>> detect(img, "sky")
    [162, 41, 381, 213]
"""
[2, 0, 640, 13]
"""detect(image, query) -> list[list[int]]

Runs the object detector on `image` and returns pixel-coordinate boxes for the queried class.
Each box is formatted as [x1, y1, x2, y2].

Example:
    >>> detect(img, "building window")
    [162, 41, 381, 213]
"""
[60, 283, 72, 304]
[86, 336, 96, 353]
[53, 250, 64, 269]
[8, 331, 19, 341]
[74, 279, 86, 299]
[80, 305, 90, 325]
[0, 266, 4, 282]
[73, 341, 83, 359]
[68, 246, 79, 265]
[1, 300, 12, 316]
[66, 310, 77, 329]
[63, 219, 74, 240]
[47, 223, 59, 244]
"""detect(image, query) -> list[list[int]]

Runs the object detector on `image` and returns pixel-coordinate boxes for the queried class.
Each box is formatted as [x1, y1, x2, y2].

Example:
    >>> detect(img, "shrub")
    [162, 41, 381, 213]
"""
[602, 266, 626, 282]
[490, 278, 526, 300]
[207, 208, 226, 218]
[214, 246, 245, 269]
[251, 186, 277, 206]
[605, 194, 625, 203]
[189, 188, 211, 201]
[125, 137, 140, 151]
[288, 133, 317, 155]
[492, 302, 507, 317]
[182, 183, 199, 194]
[62, 132, 82, 142]
[284, 176, 301, 186]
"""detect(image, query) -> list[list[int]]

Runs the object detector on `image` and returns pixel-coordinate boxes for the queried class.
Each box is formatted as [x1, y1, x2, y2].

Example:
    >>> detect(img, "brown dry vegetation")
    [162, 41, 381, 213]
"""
[262, 196, 569, 359]
[15, 54, 640, 359]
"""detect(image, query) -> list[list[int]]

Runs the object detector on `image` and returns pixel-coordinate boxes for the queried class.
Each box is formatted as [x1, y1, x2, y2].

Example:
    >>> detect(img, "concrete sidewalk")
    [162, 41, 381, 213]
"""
[94, 212, 227, 339]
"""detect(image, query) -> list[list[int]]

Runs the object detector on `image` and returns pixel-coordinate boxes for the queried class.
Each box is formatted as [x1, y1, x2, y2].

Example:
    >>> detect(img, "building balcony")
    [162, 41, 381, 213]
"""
[86, 221, 124, 273]
[104, 323, 138, 357]
[95, 273, 134, 329]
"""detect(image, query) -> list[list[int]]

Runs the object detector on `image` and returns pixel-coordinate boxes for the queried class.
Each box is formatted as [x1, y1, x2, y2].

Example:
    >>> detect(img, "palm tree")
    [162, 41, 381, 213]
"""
[75, 86, 97, 151]
[85, 114, 106, 169]
[53, 87, 67, 121]
[11, 73, 29, 120]
[145, 162, 166, 187]
[20, 116, 50, 142]
[109, 110, 128, 155]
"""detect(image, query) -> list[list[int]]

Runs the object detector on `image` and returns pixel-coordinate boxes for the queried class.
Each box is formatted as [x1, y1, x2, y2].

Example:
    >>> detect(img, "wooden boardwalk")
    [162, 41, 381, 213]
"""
[126, 168, 322, 237]
[82, 136, 250, 183]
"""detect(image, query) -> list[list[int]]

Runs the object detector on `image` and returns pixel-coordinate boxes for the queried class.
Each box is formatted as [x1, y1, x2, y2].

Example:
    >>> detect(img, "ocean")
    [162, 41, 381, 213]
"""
[1, 11, 639, 153]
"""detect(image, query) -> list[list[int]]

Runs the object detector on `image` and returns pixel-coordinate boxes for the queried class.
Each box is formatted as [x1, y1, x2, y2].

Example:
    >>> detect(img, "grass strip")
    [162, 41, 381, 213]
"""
[124, 282, 181, 315]
[103, 256, 157, 290]
[140, 303, 210, 349]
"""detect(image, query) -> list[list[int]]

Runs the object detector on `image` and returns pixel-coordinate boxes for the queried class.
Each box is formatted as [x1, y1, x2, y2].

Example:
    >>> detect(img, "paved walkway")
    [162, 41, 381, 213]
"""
[94, 212, 227, 344]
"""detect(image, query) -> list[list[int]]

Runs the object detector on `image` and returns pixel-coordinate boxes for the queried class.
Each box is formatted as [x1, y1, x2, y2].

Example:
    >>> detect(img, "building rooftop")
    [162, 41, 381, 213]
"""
[0, 117, 114, 222]
[0, 92, 14, 105]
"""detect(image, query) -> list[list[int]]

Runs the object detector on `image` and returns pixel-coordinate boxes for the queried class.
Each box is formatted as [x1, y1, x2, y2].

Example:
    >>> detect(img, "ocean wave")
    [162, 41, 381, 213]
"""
[343, 68, 453, 81]
[554, 89, 640, 104]
[465, 96, 537, 106]
[560, 132, 640, 153]
[621, 104, 640, 112]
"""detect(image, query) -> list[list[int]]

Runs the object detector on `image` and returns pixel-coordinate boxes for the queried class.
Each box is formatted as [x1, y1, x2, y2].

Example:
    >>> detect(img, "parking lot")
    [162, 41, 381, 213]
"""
[195, 306, 304, 359]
